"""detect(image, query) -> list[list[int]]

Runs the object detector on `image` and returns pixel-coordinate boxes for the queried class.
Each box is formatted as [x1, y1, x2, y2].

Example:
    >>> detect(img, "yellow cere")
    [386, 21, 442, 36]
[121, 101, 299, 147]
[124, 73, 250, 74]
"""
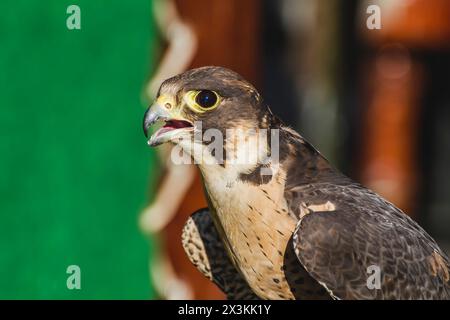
[155, 94, 184, 119]
[156, 94, 175, 108]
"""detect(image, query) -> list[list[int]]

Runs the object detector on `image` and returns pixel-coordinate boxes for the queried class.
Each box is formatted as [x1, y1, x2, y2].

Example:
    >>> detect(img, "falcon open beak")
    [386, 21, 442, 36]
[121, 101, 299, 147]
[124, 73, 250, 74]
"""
[143, 98, 194, 147]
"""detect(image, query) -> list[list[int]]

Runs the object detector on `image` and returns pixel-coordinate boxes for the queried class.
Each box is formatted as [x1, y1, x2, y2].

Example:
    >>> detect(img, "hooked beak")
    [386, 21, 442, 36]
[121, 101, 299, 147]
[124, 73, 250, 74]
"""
[143, 102, 194, 147]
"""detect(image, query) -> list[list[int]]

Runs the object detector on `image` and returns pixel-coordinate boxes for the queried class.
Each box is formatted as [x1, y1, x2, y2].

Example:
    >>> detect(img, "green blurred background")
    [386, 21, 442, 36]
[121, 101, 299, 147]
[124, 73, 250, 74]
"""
[0, 0, 158, 298]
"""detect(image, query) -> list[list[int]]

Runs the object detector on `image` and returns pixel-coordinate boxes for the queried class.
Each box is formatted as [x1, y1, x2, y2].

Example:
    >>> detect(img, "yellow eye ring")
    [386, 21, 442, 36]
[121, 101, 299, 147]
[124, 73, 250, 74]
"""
[184, 90, 220, 113]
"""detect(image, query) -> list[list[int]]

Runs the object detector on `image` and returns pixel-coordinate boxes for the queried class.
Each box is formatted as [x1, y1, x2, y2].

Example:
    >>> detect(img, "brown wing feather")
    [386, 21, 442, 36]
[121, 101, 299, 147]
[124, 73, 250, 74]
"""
[289, 183, 450, 300]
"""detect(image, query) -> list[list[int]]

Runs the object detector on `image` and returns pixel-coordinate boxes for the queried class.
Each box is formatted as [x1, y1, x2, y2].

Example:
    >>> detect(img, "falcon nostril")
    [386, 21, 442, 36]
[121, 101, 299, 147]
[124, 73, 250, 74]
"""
[165, 103, 172, 110]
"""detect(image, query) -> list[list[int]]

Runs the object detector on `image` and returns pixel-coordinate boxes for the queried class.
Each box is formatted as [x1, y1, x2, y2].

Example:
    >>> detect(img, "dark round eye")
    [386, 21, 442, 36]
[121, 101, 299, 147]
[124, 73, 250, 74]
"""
[195, 90, 218, 109]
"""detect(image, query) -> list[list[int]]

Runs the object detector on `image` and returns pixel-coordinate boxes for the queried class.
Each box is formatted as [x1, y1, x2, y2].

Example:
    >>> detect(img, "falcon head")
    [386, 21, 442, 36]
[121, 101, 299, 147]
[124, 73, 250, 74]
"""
[143, 66, 277, 166]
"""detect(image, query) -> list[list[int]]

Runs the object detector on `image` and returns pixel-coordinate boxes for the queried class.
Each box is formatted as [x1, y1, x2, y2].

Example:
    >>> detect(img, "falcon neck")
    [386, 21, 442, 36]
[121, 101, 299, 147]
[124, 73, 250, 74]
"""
[277, 127, 350, 188]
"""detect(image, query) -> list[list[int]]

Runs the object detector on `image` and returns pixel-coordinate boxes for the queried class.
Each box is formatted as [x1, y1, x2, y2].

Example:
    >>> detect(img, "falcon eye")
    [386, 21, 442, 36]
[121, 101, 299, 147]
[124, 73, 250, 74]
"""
[184, 90, 221, 113]
[195, 90, 218, 109]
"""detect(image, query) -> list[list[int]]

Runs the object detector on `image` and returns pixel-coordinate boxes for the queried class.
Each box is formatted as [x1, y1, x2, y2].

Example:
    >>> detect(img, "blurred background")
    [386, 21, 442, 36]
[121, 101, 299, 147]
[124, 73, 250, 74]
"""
[0, 0, 449, 299]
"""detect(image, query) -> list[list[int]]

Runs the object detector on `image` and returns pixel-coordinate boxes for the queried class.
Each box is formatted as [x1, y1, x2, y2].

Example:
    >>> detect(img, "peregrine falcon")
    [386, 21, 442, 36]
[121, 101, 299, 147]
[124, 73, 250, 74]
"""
[143, 66, 450, 300]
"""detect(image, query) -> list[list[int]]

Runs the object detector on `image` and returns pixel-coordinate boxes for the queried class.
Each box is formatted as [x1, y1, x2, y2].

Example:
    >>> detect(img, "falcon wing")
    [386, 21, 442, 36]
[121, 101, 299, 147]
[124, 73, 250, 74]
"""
[182, 208, 260, 300]
[289, 184, 450, 300]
